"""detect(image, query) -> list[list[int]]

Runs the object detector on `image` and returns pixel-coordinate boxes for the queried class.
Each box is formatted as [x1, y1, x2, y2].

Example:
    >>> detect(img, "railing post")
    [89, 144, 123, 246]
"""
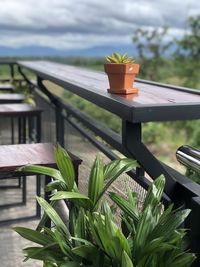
[36, 76, 65, 146]
[55, 104, 65, 146]
[190, 196, 200, 266]
[122, 120, 176, 194]
[10, 63, 14, 82]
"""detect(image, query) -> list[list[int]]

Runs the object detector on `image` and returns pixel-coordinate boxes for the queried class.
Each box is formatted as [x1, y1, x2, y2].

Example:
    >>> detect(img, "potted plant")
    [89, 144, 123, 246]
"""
[14, 145, 195, 267]
[104, 52, 140, 95]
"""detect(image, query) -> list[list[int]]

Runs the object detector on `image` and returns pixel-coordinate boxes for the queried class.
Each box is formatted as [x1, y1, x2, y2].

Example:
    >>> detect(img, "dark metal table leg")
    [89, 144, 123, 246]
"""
[74, 163, 79, 187]
[11, 118, 14, 144]
[36, 113, 41, 143]
[18, 117, 22, 144]
[22, 176, 26, 205]
[44, 175, 52, 227]
[36, 175, 41, 218]
[18, 177, 21, 188]
[28, 117, 34, 143]
[22, 117, 26, 143]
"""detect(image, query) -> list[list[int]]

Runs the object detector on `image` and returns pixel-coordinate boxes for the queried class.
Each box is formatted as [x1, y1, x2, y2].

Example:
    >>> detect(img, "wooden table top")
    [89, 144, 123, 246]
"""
[0, 93, 25, 103]
[0, 103, 43, 115]
[0, 143, 82, 173]
[0, 84, 15, 90]
[18, 60, 200, 122]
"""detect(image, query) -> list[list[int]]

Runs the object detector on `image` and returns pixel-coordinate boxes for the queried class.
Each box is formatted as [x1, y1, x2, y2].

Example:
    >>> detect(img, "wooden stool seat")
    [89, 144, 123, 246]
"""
[0, 103, 43, 144]
[0, 103, 42, 116]
[0, 143, 81, 172]
[0, 143, 82, 225]
[0, 93, 25, 104]
[0, 84, 15, 92]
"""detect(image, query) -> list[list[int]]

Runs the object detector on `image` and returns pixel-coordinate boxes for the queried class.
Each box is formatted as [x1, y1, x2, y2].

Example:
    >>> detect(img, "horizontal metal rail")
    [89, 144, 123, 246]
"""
[34, 88, 155, 189]
[176, 145, 200, 174]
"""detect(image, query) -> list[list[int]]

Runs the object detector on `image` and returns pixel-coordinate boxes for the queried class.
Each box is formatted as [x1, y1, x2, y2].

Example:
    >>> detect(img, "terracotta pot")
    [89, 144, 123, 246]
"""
[104, 63, 140, 95]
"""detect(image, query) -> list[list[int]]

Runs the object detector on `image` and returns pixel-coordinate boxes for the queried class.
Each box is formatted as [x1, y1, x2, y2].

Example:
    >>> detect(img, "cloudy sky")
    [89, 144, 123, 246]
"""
[0, 0, 199, 52]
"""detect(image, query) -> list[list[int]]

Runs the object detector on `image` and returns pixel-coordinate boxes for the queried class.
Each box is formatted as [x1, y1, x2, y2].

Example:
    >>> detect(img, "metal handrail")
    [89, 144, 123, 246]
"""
[176, 145, 200, 174]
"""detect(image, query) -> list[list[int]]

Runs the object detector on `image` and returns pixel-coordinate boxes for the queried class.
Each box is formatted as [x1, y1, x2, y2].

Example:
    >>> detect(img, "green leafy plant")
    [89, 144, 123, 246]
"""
[14, 145, 195, 267]
[105, 52, 135, 64]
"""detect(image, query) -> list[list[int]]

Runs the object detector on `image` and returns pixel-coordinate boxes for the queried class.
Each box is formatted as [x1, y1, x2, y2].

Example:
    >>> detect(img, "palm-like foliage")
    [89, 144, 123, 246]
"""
[109, 176, 195, 267]
[14, 145, 195, 267]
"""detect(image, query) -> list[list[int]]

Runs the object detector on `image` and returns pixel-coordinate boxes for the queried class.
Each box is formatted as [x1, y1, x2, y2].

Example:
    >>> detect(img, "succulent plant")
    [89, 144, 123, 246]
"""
[105, 52, 135, 64]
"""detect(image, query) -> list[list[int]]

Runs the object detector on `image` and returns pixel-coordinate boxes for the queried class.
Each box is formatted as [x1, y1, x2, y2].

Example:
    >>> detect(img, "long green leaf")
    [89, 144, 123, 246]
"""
[143, 175, 165, 211]
[72, 244, 98, 261]
[103, 159, 137, 180]
[60, 262, 82, 267]
[36, 201, 57, 231]
[88, 156, 104, 205]
[109, 192, 139, 223]
[36, 197, 70, 239]
[18, 165, 64, 183]
[43, 261, 57, 267]
[50, 191, 90, 201]
[95, 159, 137, 206]
[23, 244, 61, 262]
[54, 144, 75, 190]
[133, 205, 156, 261]
[13, 227, 53, 246]
[50, 191, 93, 210]
[53, 229, 74, 259]
[122, 251, 134, 267]
[45, 180, 68, 192]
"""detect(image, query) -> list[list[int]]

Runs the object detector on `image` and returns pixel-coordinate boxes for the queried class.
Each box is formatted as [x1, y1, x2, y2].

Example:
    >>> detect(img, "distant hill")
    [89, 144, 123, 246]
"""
[0, 44, 137, 57]
[0, 42, 176, 58]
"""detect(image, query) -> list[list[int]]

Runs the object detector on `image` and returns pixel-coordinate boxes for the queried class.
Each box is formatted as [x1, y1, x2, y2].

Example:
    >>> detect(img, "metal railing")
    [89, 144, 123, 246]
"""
[1, 60, 200, 266]
[176, 145, 200, 174]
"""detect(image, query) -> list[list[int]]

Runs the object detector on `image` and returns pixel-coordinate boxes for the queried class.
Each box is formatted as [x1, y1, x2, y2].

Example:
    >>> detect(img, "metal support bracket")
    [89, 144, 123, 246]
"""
[122, 120, 176, 195]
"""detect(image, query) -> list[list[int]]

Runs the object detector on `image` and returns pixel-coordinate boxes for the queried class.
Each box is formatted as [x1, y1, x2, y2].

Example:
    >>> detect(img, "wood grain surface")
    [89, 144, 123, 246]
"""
[0, 93, 25, 103]
[0, 143, 81, 172]
[0, 104, 43, 115]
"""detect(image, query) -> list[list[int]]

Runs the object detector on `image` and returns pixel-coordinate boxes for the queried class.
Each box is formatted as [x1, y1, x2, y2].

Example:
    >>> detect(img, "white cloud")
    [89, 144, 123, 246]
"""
[0, 0, 199, 49]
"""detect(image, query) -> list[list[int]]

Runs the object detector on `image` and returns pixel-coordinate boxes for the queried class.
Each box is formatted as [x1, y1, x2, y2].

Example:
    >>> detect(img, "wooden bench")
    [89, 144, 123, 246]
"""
[0, 143, 82, 225]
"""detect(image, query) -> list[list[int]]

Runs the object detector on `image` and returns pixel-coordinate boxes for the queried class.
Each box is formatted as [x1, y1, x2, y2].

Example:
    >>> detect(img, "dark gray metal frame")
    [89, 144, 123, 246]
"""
[1, 60, 200, 266]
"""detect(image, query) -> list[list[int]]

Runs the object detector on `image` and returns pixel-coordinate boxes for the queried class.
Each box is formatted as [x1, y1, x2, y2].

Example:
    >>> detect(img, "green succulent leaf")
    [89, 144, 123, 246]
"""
[105, 52, 135, 64]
